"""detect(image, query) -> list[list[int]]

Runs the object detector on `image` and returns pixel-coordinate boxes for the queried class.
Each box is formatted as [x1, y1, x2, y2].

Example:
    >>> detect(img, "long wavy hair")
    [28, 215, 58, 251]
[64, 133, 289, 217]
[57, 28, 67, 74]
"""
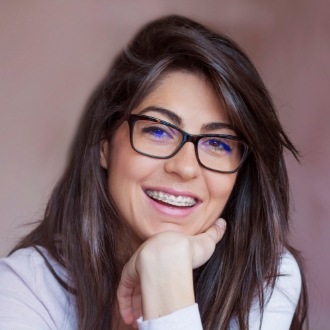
[13, 15, 307, 329]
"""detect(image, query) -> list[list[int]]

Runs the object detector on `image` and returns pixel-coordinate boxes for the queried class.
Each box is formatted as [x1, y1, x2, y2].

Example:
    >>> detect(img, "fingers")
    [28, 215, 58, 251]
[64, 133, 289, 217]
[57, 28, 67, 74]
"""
[206, 218, 227, 243]
[117, 261, 140, 325]
[191, 218, 226, 269]
[131, 285, 142, 328]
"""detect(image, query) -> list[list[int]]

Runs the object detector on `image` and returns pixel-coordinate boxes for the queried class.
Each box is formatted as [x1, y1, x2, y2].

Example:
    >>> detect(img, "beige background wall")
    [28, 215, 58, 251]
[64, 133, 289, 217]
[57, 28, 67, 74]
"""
[0, 1, 329, 329]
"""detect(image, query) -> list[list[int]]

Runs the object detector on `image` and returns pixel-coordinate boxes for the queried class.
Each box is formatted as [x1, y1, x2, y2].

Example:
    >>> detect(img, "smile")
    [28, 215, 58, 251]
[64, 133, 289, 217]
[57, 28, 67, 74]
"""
[146, 190, 197, 207]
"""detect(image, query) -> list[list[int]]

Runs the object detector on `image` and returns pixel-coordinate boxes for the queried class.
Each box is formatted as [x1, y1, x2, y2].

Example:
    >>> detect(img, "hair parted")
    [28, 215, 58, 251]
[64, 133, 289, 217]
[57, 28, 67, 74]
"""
[12, 15, 307, 329]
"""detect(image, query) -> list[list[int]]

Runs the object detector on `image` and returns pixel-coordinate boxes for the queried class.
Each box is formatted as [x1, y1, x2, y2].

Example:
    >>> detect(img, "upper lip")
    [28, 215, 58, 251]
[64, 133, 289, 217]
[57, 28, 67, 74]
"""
[143, 186, 202, 203]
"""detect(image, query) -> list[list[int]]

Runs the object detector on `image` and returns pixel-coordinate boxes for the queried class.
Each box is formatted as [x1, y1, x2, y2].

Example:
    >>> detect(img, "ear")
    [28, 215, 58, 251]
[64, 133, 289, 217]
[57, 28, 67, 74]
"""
[100, 139, 109, 169]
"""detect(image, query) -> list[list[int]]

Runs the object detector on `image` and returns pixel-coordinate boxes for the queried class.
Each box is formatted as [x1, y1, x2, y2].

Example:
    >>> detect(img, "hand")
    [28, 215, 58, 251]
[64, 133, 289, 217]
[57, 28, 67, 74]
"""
[116, 218, 226, 328]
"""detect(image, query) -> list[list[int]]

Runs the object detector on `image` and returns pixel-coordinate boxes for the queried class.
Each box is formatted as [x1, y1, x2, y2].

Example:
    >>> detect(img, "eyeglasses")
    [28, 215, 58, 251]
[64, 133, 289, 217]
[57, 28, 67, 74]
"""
[127, 114, 250, 173]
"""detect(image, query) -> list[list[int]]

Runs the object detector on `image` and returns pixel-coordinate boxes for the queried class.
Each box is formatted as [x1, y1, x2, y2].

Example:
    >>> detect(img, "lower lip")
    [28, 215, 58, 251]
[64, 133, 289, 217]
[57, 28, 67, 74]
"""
[145, 193, 199, 217]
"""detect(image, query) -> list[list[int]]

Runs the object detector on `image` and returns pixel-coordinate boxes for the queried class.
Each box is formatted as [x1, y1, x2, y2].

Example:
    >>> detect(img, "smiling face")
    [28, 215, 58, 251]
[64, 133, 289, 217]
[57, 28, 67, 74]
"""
[100, 71, 237, 245]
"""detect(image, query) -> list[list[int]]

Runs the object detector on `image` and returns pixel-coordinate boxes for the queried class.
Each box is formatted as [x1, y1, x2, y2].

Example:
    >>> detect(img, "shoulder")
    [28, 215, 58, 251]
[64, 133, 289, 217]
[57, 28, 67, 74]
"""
[256, 250, 302, 328]
[0, 246, 77, 329]
[1, 246, 59, 275]
[0, 247, 48, 292]
[279, 250, 301, 275]
[275, 250, 302, 302]
[0, 246, 70, 296]
[236, 250, 303, 330]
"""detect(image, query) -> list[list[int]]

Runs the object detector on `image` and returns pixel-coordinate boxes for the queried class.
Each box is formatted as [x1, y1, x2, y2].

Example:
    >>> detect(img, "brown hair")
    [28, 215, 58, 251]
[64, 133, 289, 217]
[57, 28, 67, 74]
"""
[13, 15, 308, 329]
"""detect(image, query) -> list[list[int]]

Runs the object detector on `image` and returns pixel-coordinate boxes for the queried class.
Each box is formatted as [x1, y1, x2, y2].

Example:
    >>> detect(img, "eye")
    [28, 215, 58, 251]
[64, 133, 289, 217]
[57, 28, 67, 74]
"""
[200, 137, 233, 154]
[141, 125, 173, 140]
[210, 139, 231, 151]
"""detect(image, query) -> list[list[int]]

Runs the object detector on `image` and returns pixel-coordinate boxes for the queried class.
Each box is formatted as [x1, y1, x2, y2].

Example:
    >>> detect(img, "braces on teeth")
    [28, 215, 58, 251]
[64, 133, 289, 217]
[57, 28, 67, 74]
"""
[146, 190, 196, 207]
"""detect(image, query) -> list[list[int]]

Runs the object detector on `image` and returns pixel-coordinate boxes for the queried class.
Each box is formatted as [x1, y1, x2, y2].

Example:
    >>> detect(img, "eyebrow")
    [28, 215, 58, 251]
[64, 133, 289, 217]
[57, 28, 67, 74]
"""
[137, 106, 234, 132]
[201, 122, 234, 132]
[137, 106, 182, 125]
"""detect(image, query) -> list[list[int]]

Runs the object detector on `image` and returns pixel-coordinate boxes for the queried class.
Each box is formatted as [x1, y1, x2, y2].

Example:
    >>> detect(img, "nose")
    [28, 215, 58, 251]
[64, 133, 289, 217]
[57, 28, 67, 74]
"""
[164, 142, 201, 180]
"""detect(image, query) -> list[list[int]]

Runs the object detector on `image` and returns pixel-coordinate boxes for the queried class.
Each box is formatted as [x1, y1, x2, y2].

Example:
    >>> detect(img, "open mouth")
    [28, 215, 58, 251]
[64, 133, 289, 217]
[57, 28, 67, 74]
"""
[145, 190, 197, 208]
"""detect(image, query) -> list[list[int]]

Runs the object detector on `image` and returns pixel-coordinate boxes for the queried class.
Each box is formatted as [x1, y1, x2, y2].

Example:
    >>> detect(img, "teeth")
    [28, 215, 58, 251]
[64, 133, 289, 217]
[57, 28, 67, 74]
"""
[146, 190, 197, 207]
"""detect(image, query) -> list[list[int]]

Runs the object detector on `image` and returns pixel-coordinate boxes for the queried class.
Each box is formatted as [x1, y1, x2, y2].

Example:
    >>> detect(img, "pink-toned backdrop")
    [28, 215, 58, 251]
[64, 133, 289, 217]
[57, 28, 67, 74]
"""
[0, 1, 329, 329]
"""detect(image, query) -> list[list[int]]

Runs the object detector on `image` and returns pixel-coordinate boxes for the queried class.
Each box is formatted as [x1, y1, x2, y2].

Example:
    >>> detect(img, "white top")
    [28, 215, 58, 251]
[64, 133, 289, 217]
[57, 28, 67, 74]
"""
[0, 247, 301, 330]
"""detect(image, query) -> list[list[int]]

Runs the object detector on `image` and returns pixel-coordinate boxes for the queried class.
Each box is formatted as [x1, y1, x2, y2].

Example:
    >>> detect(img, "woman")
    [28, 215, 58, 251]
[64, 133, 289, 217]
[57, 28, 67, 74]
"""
[0, 15, 307, 329]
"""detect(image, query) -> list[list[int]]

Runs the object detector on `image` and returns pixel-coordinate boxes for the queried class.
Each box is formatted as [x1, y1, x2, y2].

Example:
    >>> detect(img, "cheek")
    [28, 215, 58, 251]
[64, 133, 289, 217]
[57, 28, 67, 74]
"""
[206, 172, 237, 206]
[107, 126, 155, 211]
[107, 126, 134, 200]
[108, 132, 151, 188]
[194, 173, 236, 235]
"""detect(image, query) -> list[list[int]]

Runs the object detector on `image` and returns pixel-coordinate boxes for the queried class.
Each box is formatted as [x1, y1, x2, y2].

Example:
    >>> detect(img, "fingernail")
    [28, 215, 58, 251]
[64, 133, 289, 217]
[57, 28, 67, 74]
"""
[215, 218, 226, 229]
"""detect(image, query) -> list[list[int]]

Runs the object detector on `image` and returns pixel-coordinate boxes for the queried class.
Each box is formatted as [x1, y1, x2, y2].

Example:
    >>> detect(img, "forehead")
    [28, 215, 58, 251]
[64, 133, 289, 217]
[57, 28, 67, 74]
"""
[132, 71, 229, 132]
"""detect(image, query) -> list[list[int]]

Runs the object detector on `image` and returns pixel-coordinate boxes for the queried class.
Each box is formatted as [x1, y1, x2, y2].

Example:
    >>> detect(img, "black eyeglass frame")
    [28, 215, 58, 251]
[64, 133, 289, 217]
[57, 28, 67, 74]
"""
[127, 114, 251, 174]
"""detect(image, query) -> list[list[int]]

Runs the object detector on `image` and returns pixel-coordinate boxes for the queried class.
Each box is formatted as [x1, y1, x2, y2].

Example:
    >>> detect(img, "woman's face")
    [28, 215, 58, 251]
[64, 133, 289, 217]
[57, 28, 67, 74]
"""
[101, 71, 237, 244]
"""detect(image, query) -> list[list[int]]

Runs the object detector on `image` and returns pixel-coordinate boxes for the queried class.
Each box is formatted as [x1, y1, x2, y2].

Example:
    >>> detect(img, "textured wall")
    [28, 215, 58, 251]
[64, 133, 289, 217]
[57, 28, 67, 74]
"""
[0, 1, 329, 328]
